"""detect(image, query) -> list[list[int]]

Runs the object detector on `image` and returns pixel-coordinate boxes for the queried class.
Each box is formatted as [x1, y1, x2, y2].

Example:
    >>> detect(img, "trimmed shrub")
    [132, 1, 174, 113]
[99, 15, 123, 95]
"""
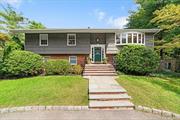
[71, 65, 83, 75]
[3, 50, 44, 77]
[45, 60, 71, 75]
[116, 45, 160, 75]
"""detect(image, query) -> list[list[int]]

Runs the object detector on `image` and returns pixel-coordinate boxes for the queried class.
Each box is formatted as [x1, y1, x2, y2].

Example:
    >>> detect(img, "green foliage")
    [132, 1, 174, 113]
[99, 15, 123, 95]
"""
[45, 60, 71, 75]
[2, 50, 44, 77]
[152, 4, 180, 31]
[71, 65, 83, 75]
[28, 20, 46, 29]
[116, 45, 160, 75]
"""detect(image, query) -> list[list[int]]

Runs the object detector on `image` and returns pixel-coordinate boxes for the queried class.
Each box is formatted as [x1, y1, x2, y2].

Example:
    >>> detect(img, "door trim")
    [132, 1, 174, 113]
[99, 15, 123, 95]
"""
[90, 44, 106, 63]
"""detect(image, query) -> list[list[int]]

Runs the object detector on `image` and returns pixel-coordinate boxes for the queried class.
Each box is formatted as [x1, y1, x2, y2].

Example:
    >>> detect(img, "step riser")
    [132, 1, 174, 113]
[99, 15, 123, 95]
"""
[89, 98, 130, 101]
[89, 92, 126, 94]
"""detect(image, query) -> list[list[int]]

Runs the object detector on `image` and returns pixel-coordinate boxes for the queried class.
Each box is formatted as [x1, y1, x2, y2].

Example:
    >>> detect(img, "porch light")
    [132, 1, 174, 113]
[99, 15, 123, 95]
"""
[96, 38, 99, 42]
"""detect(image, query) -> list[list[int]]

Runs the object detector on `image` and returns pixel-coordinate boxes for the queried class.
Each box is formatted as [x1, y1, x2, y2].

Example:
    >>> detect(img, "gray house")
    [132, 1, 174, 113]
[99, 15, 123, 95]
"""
[10, 29, 160, 66]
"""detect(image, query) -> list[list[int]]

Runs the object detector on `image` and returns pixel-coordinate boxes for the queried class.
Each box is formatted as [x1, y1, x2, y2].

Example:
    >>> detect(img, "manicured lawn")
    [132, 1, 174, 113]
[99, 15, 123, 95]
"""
[0, 76, 88, 107]
[116, 73, 180, 114]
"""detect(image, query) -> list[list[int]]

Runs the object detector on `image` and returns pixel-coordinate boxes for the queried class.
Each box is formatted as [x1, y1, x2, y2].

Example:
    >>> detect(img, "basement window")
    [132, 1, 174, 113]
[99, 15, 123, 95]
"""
[69, 56, 77, 65]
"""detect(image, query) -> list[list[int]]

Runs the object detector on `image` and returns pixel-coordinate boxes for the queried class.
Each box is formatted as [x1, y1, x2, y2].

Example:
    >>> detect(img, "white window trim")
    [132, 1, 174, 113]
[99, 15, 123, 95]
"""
[67, 34, 76, 46]
[115, 32, 145, 46]
[39, 34, 48, 46]
[69, 56, 77, 65]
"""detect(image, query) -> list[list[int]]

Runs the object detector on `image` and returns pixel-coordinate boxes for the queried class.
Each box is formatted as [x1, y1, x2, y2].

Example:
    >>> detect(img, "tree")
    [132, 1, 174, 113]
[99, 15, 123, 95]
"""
[0, 4, 28, 32]
[126, 0, 179, 28]
[28, 20, 46, 29]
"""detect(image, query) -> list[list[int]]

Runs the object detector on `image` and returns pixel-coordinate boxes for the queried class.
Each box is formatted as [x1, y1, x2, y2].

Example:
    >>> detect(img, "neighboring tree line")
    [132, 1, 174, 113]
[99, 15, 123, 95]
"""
[0, 4, 46, 60]
[127, 0, 180, 59]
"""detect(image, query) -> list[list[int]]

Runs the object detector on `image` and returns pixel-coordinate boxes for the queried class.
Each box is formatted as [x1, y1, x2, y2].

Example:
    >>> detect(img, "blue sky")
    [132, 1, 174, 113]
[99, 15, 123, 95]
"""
[1, 0, 137, 28]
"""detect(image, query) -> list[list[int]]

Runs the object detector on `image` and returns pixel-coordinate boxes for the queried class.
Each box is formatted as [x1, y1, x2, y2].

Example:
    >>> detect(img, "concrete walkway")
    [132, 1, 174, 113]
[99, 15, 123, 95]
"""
[0, 110, 170, 120]
[87, 76, 134, 109]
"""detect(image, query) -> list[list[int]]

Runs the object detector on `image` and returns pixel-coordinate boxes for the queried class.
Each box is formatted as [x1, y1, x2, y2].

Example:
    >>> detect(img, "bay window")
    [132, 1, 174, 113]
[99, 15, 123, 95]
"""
[115, 32, 145, 45]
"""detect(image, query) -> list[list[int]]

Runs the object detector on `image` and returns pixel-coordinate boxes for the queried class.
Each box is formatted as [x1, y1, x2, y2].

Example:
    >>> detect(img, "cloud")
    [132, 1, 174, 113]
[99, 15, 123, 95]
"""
[94, 9, 106, 21]
[1, 0, 22, 8]
[107, 16, 128, 28]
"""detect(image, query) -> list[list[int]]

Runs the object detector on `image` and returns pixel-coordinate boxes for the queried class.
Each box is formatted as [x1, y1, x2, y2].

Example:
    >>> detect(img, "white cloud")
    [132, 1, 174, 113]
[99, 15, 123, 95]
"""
[2, 0, 22, 8]
[107, 16, 128, 28]
[94, 9, 106, 21]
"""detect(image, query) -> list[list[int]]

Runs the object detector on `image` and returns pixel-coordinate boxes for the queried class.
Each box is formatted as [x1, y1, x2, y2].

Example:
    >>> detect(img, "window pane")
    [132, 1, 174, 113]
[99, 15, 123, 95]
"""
[69, 39, 75, 45]
[41, 40, 47, 45]
[133, 33, 137, 43]
[41, 34, 48, 40]
[116, 34, 120, 44]
[142, 34, 144, 44]
[128, 33, 132, 43]
[138, 34, 141, 43]
[69, 35, 75, 39]
[122, 33, 126, 43]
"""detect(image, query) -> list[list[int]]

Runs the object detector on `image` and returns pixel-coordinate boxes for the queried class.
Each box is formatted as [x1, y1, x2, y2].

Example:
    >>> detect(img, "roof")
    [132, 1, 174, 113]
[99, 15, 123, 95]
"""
[9, 28, 161, 34]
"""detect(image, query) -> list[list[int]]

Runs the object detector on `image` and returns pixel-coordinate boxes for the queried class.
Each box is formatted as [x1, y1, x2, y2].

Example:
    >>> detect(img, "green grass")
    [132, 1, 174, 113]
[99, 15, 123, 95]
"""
[116, 73, 180, 114]
[0, 76, 88, 107]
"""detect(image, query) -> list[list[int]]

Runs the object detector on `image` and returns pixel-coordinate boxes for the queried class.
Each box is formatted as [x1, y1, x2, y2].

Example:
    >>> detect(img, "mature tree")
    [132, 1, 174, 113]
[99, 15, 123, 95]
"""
[0, 4, 28, 32]
[28, 20, 46, 29]
[126, 0, 179, 28]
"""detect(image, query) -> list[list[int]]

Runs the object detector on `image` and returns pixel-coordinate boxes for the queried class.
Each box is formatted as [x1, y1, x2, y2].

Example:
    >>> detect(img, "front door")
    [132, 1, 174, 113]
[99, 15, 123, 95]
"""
[94, 47, 101, 62]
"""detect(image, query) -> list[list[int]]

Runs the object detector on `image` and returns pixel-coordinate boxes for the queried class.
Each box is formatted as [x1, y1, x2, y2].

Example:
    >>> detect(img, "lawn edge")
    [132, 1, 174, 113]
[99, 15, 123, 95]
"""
[135, 105, 180, 120]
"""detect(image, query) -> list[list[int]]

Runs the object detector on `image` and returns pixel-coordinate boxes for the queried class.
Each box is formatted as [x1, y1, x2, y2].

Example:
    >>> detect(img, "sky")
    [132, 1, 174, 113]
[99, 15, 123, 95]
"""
[0, 0, 138, 28]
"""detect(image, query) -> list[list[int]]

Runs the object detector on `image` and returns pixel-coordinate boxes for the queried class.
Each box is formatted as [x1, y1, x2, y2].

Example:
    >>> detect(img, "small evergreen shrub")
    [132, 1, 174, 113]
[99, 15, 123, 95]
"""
[3, 50, 44, 77]
[45, 60, 71, 75]
[71, 65, 83, 75]
[116, 45, 160, 75]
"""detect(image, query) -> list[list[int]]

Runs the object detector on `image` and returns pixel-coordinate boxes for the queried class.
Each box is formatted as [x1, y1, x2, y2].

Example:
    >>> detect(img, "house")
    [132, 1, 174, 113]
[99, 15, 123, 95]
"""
[10, 29, 160, 66]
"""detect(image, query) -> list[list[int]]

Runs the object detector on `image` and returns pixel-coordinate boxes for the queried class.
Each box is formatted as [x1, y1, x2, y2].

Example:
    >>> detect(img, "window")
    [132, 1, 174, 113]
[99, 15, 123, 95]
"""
[40, 34, 48, 46]
[128, 33, 132, 43]
[133, 33, 137, 43]
[116, 33, 121, 44]
[115, 32, 145, 45]
[69, 56, 77, 65]
[122, 33, 126, 44]
[67, 34, 76, 46]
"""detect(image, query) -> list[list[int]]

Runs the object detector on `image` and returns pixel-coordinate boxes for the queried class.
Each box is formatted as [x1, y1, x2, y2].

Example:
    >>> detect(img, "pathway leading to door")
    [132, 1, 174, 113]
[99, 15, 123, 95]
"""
[86, 76, 134, 109]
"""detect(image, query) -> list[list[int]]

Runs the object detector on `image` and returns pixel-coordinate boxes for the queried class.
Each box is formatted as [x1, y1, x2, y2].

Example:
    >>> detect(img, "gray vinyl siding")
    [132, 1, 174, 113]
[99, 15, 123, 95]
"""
[25, 32, 154, 55]
[25, 33, 90, 54]
[145, 33, 154, 47]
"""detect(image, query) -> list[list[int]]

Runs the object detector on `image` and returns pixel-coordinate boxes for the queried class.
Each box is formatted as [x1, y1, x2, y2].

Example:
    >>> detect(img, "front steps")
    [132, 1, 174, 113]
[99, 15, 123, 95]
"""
[88, 76, 134, 110]
[83, 64, 117, 76]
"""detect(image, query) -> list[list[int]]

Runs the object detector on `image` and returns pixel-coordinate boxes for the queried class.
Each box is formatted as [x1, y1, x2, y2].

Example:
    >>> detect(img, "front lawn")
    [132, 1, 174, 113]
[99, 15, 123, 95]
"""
[116, 73, 180, 114]
[0, 76, 88, 107]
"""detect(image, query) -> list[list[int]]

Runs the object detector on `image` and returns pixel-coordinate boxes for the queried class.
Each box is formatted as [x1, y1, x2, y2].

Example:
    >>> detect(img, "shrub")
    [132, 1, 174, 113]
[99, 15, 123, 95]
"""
[45, 60, 71, 75]
[3, 50, 44, 77]
[116, 45, 160, 75]
[71, 65, 83, 75]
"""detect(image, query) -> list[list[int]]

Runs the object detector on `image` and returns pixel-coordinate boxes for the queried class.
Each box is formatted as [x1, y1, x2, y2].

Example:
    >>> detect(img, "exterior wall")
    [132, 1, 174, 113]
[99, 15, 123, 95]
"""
[90, 33, 106, 44]
[25, 32, 155, 65]
[25, 33, 91, 54]
[106, 54, 116, 65]
[43, 54, 88, 66]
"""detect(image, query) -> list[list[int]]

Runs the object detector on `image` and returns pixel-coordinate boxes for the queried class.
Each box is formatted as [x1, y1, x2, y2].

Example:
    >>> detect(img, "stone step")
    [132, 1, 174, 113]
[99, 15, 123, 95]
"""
[84, 71, 116, 73]
[89, 88, 126, 94]
[89, 94, 131, 101]
[85, 64, 113, 66]
[83, 73, 117, 76]
[89, 100, 134, 109]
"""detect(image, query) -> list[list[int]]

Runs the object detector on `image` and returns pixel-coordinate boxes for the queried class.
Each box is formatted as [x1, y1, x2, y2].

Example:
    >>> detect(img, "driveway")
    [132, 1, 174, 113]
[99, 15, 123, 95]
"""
[0, 110, 171, 120]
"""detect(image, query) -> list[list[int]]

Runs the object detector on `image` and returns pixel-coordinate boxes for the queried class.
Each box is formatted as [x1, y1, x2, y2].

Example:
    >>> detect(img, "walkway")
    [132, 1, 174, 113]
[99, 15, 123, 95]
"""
[0, 110, 170, 120]
[87, 76, 134, 109]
